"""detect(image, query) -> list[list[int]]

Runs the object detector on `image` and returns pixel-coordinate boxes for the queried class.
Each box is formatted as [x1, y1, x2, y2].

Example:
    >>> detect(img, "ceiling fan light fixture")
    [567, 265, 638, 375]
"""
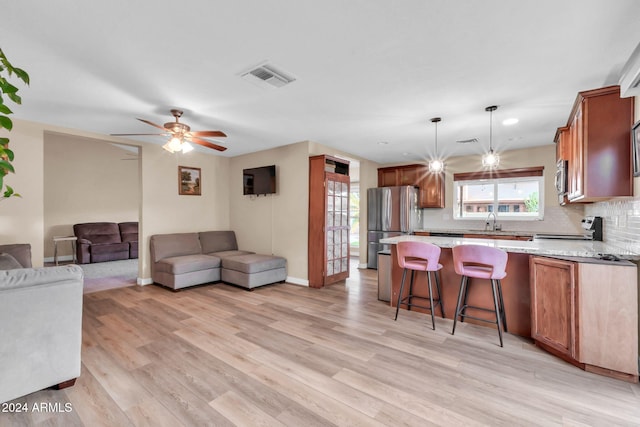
[428, 117, 445, 173]
[114, 110, 228, 152]
[482, 105, 500, 169]
[162, 141, 175, 153]
[181, 142, 194, 153]
[168, 136, 183, 152]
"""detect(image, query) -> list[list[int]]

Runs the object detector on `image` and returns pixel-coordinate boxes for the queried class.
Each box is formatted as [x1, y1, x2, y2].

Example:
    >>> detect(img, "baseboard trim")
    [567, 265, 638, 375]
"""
[286, 276, 308, 287]
[358, 263, 368, 269]
[137, 277, 153, 286]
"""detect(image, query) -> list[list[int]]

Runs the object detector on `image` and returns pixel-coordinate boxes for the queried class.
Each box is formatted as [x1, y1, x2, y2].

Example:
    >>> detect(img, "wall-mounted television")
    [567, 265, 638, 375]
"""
[243, 165, 276, 195]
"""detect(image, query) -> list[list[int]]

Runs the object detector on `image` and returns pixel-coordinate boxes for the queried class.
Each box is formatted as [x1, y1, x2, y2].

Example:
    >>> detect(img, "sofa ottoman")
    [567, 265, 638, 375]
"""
[221, 254, 287, 289]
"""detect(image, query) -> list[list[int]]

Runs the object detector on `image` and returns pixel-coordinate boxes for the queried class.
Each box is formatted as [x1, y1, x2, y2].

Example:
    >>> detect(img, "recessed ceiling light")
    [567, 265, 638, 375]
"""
[503, 118, 519, 126]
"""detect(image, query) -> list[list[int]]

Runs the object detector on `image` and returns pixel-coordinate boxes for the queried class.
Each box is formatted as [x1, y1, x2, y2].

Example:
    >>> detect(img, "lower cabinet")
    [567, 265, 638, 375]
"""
[530, 256, 638, 382]
[530, 257, 577, 359]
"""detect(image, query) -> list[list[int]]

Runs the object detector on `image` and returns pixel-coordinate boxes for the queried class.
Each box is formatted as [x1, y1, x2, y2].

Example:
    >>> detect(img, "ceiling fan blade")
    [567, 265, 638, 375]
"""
[188, 130, 227, 138]
[111, 133, 168, 136]
[137, 118, 168, 131]
[190, 136, 227, 151]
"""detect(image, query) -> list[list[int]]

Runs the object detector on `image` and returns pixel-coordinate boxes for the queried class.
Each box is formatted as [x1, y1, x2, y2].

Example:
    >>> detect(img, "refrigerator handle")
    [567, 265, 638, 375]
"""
[382, 188, 391, 231]
[400, 187, 409, 232]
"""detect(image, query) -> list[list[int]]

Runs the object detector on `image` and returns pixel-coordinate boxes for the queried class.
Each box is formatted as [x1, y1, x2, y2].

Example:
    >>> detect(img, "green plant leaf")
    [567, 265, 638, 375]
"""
[13, 68, 29, 85]
[0, 103, 12, 114]
[0, 159, 15, 173]
[0, 115, 13, 130]
[0, 147, 15, 161]
[3, 185, 14, 198]
[7, 92, 21, 105]
[0, 80, 18, 94]
[0, 137, 9, 145]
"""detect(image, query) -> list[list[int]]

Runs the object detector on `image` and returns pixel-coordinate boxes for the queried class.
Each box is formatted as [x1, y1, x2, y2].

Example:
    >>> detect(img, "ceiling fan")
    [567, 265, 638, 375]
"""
[112, 109, 227, 152]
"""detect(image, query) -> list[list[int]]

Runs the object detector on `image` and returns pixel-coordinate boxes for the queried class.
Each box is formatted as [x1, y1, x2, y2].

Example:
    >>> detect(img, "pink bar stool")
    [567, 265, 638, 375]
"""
[394, 241, 445, 330]
[451, 244, 508, 347]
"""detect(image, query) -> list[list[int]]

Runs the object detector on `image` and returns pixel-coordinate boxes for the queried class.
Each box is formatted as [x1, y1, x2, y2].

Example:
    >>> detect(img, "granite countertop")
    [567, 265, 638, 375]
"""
[380, 234, 640, 261]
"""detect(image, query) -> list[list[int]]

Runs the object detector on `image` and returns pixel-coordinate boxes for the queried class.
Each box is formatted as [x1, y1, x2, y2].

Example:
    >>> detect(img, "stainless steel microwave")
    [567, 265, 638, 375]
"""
[555, 159, 568, 198]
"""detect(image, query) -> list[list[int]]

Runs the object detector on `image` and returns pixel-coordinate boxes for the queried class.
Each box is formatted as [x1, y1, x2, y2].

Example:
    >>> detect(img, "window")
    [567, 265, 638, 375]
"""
[453, 167, 544, 220]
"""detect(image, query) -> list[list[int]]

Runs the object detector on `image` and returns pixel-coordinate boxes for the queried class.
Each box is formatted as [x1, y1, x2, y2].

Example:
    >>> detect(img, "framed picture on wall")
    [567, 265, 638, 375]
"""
[633, 121, 640, 177]
[178, 166, 201, 195]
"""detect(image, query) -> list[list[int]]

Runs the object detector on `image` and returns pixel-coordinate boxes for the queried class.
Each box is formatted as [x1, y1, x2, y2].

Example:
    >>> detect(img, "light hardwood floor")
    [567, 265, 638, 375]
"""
[2, 262, 640, 426]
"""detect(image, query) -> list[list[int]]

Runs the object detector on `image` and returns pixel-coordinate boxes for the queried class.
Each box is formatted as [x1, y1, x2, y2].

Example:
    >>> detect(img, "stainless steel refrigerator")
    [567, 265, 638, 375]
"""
[367, 186, 421, 269]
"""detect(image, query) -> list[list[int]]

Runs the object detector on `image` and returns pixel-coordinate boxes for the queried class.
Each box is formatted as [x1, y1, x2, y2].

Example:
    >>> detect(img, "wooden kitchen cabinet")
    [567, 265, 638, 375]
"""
[308, 155, 350, 288]
[530, 256, 638, 382]
[530, 257, 577, 360]
[554, 126, 570, 161]
[378, 168, 398, 187]
[562, 86, 634, 203]
[377, 164, 444, 208]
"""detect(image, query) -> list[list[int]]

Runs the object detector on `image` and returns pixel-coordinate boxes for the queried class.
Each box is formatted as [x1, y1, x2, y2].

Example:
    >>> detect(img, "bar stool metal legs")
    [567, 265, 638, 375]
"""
[452, 276, 508, 347]
[394, 267, 444, 330]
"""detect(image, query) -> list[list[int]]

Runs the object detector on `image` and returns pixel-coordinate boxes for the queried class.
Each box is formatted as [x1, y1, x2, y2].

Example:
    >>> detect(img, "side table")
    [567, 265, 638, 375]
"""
[53, 236, 78, 265]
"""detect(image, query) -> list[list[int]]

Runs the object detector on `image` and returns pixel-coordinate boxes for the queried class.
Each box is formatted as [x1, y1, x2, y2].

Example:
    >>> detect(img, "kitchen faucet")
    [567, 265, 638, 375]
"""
[485, 211, 501, 231]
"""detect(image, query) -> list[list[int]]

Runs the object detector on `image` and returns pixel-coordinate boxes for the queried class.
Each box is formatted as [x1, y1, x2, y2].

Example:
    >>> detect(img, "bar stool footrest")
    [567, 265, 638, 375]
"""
[399, 296, 443, 313]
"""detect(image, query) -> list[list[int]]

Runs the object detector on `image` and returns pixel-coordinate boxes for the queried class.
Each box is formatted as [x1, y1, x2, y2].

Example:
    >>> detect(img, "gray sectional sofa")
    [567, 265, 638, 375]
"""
[150, 230, 286, 290]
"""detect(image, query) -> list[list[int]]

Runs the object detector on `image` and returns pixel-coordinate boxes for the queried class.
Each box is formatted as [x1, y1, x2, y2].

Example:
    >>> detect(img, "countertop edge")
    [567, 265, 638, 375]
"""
[379, 235, 640, 261]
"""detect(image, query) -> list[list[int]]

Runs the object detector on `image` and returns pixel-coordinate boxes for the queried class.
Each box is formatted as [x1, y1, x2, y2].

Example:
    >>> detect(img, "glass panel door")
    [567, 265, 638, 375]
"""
[325, 173, 350, 283]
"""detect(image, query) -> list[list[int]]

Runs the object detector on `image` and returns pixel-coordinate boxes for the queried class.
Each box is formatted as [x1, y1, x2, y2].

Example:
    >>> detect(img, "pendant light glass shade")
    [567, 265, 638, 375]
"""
[482, 150, 499, 168]
[482, 105, 499, 169]
[428, 117, 444, 173]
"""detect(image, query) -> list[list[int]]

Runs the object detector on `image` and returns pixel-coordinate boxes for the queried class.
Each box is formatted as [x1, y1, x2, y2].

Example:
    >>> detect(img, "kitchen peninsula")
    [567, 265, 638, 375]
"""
[380, 234, 639, 382]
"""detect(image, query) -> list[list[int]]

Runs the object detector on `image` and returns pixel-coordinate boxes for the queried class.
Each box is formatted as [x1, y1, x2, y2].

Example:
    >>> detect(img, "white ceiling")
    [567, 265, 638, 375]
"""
[4, 0, 640, 164]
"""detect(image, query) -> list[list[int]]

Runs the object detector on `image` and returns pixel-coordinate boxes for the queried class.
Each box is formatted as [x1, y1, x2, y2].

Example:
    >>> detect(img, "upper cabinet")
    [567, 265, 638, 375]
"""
[377, 164, 445, 208]
[559, 86, 634, 203]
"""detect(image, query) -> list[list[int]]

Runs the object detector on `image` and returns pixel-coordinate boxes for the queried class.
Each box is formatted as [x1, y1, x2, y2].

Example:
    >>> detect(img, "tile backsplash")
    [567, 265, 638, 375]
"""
[585, 196, 640, 253]
[421, 204, 585, 234]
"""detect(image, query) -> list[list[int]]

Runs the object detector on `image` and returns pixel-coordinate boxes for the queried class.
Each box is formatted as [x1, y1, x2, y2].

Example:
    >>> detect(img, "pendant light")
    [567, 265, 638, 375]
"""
[482, 105, 500, 169]
[428, 117, 444, 173]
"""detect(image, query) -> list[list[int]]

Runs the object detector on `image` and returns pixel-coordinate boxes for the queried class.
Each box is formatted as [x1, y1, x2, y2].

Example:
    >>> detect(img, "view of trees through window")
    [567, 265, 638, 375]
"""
[454, 177, 543, 220]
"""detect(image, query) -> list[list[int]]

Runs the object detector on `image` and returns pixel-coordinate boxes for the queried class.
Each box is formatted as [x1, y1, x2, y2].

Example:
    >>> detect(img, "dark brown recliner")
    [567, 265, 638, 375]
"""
[118, 222, 138, 259]
[73, 222, 129, 264]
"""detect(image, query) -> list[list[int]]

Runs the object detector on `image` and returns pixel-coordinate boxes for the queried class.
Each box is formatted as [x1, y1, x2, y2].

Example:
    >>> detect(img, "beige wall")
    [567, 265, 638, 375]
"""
[140, 141, 230, 281]
[2, 119, 231, 280]
[229, 140, 380, 283]
[0, 121, 45, 266]
[43, 133, 140, 258]
[229, 141, 309, 283]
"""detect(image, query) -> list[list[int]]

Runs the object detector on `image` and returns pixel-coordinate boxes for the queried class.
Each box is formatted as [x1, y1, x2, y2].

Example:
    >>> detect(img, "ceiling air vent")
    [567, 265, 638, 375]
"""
[240, 62, 296, 89]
